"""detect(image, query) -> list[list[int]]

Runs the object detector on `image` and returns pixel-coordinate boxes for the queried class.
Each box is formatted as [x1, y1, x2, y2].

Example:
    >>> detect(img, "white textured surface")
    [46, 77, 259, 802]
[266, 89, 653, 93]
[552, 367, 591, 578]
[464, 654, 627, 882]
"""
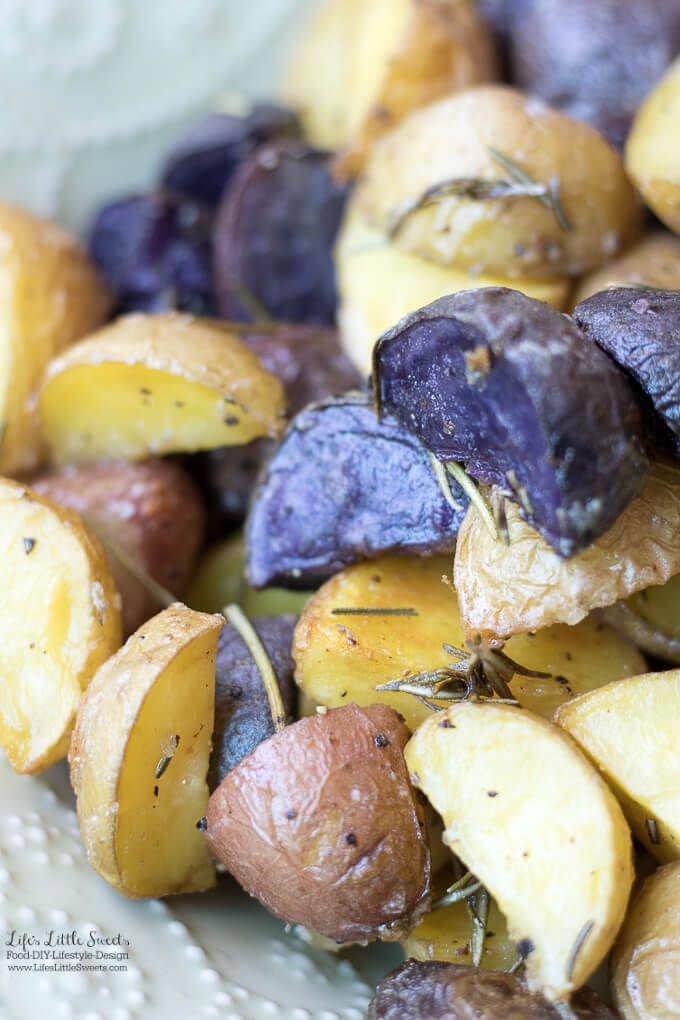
[0, 0, 318, 233]
[0, 756, 399, 1020]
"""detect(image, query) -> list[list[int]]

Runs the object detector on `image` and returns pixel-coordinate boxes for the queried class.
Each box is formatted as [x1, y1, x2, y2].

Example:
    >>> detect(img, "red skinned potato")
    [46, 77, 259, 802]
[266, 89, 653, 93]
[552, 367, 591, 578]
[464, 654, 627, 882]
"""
[33, 459, 205, 635]
[205, 702, 431, 943]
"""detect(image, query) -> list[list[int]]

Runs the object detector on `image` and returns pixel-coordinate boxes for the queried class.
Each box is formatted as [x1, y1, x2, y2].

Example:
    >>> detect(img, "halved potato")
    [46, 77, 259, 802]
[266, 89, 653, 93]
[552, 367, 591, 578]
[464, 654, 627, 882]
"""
[292, 555, 645, 732]
[0, 478, 121, 774]
[39, 313, 286, 463]
[403, 892, 519, 972]
[0, 203, 111, 475]
[335, 209, 570, 374]
[405, 703, 634, 1000]
[612, 862, 680, 1019]
[555, 671, 680, 863]
[455, 462, 680, 641]
[70, 603, 223, 898]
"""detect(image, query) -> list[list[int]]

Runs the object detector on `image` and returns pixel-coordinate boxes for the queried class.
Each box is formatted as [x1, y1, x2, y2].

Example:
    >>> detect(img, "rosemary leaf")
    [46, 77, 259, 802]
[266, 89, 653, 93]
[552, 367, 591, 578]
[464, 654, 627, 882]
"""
[331, 607, 418, 616]
[223, 603, 287, 732]
[606, 280, 680, 294]
[445, 463, 499, 541]
[466, 886, 489, 967]
[80, 511, 176, 609]
[429, 452, 465, 513]
[566, 920, 594, 981]
[488, 147, 572, 232]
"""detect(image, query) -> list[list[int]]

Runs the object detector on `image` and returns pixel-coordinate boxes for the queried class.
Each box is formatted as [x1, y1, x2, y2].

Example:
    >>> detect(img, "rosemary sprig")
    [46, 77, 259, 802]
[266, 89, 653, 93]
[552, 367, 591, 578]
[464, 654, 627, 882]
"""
[387, 147, 571, 239]
[566, 920, 594, 982]
[466, 886, 489, 967]
[80, 511, 176, 610]
[223, 603, 287, 731]
[429, 453, 465, 513]
[431, 872, 483, 912]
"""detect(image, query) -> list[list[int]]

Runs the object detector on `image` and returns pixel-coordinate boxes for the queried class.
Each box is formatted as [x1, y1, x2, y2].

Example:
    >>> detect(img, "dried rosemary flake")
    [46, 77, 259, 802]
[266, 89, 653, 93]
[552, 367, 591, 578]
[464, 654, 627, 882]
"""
[22, 537, 36, 555]
[566, 920, 594, 981]
[331, 606, 418, 617]
[646, 817, 661, 846]
[223, 603, 287, 732]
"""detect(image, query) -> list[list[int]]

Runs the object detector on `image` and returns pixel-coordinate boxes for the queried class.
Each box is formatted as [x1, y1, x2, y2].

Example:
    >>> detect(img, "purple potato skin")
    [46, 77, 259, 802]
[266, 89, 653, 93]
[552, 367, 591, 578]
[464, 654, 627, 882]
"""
[191, 325, 363, 534]
[367, 960, 617, 1020]
[374, 288, 647, 558]
[88, 193, 216, 316]
[510, 0, 680, 149]
[245, 393, 468, 590]
[574, 288, 680, 457]
[160, 106, 301, 207]
[213, 141, 349, 326]
[209, 615, 297, 791]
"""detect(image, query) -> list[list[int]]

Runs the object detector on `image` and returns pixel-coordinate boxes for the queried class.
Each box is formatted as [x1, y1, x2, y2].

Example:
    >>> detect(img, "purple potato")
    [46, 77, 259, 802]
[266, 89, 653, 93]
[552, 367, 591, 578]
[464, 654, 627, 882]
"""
[367, 960, 617, 1020]
[191, 325, 363, 534]
[88, 193, 216, 316]
[245, 393, 468, 589]
[574, 287, 680, 457]
[209, 614, 297, 791]
[373, 288, 647, 558]
[161, 105, 301, 207]
[213, 141, 349, 326]
[510, 0, 680, 149]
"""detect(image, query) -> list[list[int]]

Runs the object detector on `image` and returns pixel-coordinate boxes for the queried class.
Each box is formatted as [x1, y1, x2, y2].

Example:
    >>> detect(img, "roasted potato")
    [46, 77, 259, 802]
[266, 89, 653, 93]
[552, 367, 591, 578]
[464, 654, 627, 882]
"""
[612, 862, 680, 1019]
[70, 603, 223, 898]
[357, 86, 642, 278]
[555, 670, 680, 863]
[510, 0, 680, 150]
[282, 0, 497, 172]
[293, 554, 645, 732]
[367, 959, 617, 1019]
[0, 203, 111, 475]
[335, 209, 570, 375]
[0, 478, 121, 774]
[454, 462, 680, 640]
[205, 702, 431, 943]
[626, 574, 680, 649]
[403, 891, 519, 971]
[626, 58, 680, 236]
[33, 458, 205, 635]
[38, 312, 286, 463]
[374, 288, 646, 557]
[209, 614, 298, 790]
[405, 703, 634, 999]
[572, 232, 680, 307]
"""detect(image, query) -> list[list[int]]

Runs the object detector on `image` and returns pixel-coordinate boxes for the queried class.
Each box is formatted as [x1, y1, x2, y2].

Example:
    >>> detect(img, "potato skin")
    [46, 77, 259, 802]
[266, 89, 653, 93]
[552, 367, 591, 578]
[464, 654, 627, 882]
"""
[33, 459, 205, 635]
[367, 959, 617, 1019]
[205, 702, 431, 943]
[612, 862, 680, 1019]
[358, 86, 642, 278]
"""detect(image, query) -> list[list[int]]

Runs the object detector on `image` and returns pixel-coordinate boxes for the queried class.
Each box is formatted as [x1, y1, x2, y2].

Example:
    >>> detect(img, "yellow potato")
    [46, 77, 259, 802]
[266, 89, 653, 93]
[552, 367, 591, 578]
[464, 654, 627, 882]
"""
[282, 0, 496, 170]
[0, 203, 111, 475]
[0, 478, 121, 774]
[405, 703, 634, 1000]
[357, 86, 642, 278]
[335, 209, 570, 374]
[39, 312, 286, 463]
[403, 893, 519, 972]
[626, 58, 680, 236]
[627, 574, 680, 644]
[186, 533, 312, 617]
[573, 232, 680, 307]
[70, 603, 223, 898]
[292, 555, 645, 732]
[612, 862, 680, 1019]
[555, 671, 680, 863]
[454, 463, 680, 640]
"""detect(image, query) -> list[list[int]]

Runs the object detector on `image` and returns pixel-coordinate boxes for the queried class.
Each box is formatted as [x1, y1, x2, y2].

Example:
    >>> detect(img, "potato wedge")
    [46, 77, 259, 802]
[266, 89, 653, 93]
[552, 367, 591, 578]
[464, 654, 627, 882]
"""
[39, 312, 286, 463]
[293, 555, 645, 732]
[357, 86, 642, 278]
[612, 862, 680, 1019]
[0, 203, 111, 475]
[335, 210, 570, 374]
[555, 671, 680, 863]
[0, 478, 121, 774]
[454, 462, 680, 641]
[572, 232, 680, 308]
[405, 703, 633, 1000]
[626, 58, 680, 236]
[403, 892, 519, 971]
[282, 0, 496, 170]
[70, 603, 223, 897]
